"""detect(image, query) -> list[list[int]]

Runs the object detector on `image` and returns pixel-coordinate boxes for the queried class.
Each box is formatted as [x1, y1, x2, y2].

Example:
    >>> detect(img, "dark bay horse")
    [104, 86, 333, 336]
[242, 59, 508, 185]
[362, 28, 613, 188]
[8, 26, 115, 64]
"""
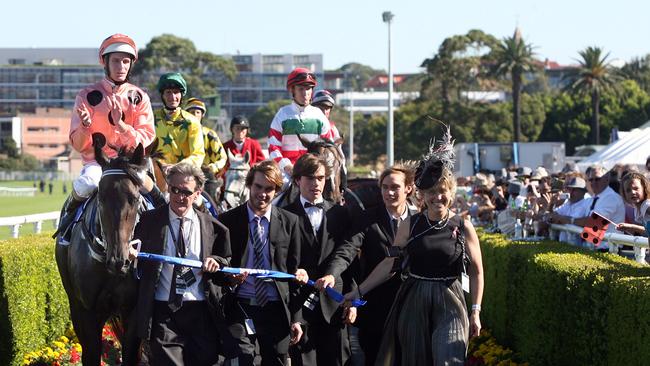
[55, 134, 146, 365]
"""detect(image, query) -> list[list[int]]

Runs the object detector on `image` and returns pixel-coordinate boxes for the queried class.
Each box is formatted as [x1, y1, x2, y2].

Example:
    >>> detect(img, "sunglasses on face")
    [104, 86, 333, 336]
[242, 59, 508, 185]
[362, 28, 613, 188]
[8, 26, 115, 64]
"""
[588, 176, 604, 182]
[170, 186, 195, 197]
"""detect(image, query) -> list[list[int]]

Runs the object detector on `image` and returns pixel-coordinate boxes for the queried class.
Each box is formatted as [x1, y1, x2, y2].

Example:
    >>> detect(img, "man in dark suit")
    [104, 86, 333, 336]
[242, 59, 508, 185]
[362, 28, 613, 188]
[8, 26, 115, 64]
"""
[134, 162, 231, 366]
[218, 160, 308, 366]
[285, 153, 358, 366]
[319, 165, 418, 366]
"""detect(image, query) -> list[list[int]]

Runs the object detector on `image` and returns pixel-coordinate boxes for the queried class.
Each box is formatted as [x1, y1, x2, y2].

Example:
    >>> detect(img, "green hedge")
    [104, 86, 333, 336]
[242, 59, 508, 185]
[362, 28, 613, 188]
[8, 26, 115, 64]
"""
[479, 232, 650, 365]
[0, 232, 70, 366]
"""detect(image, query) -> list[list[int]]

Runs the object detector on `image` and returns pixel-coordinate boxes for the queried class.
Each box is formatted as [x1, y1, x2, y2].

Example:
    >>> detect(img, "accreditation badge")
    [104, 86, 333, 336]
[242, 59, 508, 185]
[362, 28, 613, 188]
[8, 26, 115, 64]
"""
[462, 273, 470, 293]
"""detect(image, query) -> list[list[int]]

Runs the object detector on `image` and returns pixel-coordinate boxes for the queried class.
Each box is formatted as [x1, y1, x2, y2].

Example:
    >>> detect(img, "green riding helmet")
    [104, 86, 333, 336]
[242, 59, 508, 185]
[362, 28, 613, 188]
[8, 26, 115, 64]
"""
[157, 72, 187, 96]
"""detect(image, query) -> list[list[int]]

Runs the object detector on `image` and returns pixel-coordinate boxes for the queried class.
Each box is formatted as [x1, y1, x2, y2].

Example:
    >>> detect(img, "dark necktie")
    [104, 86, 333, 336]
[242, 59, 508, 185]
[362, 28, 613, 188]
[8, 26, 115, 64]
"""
[590, 196, 599, 211]
[304, 201, 324, 209]
[251, 217, 268, 307]
[391, 218, 400, 237]
[168, 218, 186, 312]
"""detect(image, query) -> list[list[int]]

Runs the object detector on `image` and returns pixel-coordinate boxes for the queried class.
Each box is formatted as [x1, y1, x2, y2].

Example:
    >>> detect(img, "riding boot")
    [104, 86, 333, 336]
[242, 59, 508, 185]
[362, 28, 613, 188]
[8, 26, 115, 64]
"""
[53, 193, 84, 244]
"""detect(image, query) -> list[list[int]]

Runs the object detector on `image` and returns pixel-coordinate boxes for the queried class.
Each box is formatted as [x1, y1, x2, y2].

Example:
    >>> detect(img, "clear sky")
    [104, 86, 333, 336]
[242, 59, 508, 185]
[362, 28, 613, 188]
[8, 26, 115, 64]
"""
[2, 0, 648, 74]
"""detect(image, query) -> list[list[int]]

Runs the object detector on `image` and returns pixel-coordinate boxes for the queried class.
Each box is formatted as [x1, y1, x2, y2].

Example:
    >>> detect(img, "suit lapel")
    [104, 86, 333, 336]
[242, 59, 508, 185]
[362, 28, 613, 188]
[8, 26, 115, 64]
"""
[235, 204, 251, 267]
[290, 200, 318, 246]
[319, 201, 333, 262]
[269, 207, 281, 268]
[156, 205, 171, 254]
[377, 206, 394, 243]
[196, 209, 213, 260]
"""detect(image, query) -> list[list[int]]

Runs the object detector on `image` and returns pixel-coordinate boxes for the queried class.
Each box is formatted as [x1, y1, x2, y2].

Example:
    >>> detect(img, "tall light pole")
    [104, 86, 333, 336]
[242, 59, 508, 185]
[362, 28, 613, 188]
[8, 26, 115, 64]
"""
[348, 92, 354, 167]
[382, 11, 394, 166]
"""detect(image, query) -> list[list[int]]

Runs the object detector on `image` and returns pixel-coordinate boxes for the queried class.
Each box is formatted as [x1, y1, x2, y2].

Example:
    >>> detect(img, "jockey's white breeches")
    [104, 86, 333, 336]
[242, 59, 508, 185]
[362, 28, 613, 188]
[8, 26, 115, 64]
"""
[73, 162, 102, 198]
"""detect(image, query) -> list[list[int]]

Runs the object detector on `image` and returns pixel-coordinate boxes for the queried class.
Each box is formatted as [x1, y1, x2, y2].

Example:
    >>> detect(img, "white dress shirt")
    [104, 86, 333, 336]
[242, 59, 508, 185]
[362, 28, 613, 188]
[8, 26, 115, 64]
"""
[300, 195, 325, 234]
[555, 198, 591, 246]
[155, 207, 205, 301]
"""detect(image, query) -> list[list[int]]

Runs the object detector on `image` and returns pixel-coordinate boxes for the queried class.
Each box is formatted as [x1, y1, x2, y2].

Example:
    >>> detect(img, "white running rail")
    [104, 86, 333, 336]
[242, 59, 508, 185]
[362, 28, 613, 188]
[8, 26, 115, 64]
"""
[0, 211, 60, 239]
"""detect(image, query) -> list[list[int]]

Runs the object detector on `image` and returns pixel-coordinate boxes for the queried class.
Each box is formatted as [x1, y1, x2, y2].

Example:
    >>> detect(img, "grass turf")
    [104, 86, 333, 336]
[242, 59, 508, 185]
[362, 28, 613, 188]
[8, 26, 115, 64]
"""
[0, 181, 70, 241]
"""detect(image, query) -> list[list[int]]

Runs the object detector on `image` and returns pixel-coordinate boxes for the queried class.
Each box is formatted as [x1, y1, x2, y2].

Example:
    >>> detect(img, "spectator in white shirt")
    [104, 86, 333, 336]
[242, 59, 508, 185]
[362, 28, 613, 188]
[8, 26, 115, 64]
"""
[572, 166, 626, 252]
[549, 177, 591, 247]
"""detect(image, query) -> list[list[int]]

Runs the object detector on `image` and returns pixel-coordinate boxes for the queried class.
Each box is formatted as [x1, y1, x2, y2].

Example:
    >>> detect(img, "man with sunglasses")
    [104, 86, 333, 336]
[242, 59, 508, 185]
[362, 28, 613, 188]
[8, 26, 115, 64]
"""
[134, 162, 231, 365]
[567, 165, 625, 252]
[268, 68, 332, 178]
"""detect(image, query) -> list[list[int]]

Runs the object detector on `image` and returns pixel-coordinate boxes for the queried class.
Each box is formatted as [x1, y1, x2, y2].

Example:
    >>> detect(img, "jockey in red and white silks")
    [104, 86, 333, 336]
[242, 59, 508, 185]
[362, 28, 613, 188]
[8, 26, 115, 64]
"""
[267, 101, 331, 173]
[267, 68, 332, 177]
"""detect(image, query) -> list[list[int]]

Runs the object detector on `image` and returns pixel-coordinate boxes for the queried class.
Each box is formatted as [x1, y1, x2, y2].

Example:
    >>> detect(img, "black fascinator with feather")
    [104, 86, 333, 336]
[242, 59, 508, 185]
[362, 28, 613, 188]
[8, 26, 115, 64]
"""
[414, 120, 455, 190]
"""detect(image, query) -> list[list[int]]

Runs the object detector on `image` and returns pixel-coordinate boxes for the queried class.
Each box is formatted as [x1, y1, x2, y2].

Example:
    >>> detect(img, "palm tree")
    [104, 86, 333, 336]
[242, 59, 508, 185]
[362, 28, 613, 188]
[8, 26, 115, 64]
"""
[491, 28, 537, 142]
[564, 46, 620, 145]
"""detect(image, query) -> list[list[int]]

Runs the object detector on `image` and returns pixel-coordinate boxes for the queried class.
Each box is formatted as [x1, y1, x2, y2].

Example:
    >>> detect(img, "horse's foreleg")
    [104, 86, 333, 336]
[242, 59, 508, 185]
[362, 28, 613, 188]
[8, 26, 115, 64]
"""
[72, 305, 105, 366]
[120, 310, 142, 366]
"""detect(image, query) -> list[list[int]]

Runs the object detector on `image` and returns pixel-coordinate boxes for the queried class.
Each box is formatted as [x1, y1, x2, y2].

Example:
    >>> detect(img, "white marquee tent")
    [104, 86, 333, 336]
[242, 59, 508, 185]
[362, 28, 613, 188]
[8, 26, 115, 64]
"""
[577, 127, 650, 171]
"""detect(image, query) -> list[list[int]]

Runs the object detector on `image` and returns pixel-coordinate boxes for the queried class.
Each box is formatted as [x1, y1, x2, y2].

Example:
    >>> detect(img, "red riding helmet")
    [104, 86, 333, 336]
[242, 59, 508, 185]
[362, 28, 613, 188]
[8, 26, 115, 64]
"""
[99, 34, 138, 65]
[286, 68, 317, 89]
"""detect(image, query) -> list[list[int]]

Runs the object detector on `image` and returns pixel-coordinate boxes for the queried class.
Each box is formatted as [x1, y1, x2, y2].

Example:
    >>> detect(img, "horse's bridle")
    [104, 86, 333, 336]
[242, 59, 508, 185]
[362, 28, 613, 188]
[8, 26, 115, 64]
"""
[87, 169, 144, 264]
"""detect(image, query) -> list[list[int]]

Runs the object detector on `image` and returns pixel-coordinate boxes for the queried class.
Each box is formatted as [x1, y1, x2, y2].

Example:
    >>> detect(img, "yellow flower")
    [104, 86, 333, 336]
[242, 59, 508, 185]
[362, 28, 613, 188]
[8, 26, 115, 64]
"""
[60, 336, 69, 343]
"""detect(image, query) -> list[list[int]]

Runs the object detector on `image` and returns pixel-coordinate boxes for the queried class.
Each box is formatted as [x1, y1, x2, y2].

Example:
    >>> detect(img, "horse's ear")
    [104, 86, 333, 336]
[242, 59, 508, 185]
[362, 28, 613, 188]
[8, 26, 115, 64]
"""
[92, 133, 106, 148]
[131, 143, 145, 167]
[334, 137, 344, 146]
[145, 137, 158, 157]
[92, 133, 109, 168]
[244, 151, 251, 164]
[297, 134, 311, 148]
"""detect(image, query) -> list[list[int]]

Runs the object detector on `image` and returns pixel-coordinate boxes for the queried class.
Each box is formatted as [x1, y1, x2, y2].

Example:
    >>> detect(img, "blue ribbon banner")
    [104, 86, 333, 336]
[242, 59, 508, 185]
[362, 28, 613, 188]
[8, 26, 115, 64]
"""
[137, 252, 366, 306]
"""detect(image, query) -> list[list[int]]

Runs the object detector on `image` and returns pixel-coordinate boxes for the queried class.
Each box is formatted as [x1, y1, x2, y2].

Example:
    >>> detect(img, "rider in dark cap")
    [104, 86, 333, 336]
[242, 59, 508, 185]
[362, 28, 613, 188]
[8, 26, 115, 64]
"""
[222, 115, 265, 173]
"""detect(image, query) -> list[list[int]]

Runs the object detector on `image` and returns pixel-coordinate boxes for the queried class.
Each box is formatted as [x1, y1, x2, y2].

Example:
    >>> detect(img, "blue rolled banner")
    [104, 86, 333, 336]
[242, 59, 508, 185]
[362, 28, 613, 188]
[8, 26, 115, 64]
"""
[137, 251, 366, 307]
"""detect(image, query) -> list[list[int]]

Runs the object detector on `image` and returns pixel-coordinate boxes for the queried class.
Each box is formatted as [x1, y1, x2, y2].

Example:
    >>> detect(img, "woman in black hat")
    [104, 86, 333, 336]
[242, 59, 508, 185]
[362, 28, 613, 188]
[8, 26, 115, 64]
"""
[347, 126, 484, 366]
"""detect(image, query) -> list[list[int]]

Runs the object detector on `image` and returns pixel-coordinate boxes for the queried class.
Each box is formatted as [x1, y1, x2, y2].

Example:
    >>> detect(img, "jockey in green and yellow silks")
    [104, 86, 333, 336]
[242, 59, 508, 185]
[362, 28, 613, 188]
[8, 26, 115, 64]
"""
[153, 73, 205, 169]
[184, 97, 227, 178]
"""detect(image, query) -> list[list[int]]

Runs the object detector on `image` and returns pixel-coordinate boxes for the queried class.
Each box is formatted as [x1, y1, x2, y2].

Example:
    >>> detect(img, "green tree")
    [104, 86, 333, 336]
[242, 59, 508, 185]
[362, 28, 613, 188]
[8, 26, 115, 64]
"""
[248, 99, 291, 139]
[421, 29, 499, 117]
[490, 28, 538, 142]
[619, 55, 650, 94]
[132, 34, 237, 98]
[0, 136, 19, 158]
[330, 63, 384, 91]
[563, 46, 620, 144]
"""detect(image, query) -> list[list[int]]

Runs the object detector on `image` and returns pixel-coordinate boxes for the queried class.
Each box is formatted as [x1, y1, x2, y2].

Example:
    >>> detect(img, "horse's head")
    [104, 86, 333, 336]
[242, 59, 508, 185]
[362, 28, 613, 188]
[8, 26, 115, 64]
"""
[93, 133, 147, 276]
[298, 134, 346, 204]
[223, 150, 251, 209]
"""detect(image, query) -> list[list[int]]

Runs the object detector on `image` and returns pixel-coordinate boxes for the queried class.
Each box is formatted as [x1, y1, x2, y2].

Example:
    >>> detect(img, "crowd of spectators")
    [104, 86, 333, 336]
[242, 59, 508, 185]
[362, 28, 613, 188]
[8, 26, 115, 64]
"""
[455, 161, 650, 264]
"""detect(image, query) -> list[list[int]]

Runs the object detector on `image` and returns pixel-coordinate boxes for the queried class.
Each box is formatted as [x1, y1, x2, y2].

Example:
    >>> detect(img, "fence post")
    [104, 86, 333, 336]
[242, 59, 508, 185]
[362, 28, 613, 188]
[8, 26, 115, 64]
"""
[34, 221, 43, 234]
[11, 224, 20, 239]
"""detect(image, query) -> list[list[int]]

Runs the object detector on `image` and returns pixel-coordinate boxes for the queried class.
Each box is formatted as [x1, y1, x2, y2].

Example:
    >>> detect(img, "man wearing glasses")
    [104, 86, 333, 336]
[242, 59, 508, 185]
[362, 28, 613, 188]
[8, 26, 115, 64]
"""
[134, 162, 231, 365]
[569, 165, 625, 252]
[268, 68, 332, 179]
